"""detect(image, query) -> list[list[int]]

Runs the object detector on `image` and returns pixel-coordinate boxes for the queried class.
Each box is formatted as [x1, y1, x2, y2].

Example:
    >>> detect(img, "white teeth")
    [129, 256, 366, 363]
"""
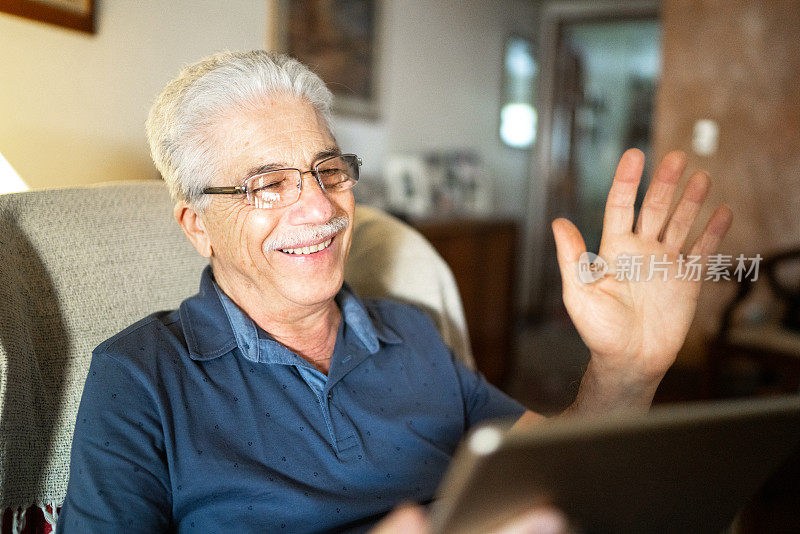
[280, 238, 333, 255]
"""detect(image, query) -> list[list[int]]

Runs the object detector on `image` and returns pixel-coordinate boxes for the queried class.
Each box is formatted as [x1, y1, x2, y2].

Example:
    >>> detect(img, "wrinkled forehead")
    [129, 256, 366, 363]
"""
[207, 95, 338, 185]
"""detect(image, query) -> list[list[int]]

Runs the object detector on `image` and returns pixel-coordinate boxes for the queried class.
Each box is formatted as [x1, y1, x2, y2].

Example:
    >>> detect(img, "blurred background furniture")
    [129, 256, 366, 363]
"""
[412, 218, 519, 387]
[708, 248, 800, 398]
[345, 206, 475, 369]
[0, 182, 471, 532]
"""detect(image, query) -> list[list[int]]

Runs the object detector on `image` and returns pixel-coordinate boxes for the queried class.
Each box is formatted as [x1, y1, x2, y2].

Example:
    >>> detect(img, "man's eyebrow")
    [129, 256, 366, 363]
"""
[241, 146, 342, 183]
[242, 162, 286, 181]
[311, 146, 343, 163]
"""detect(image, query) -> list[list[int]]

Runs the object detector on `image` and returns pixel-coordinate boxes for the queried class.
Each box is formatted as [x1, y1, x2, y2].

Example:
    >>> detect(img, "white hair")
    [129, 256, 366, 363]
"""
[146, 50, 334, 210]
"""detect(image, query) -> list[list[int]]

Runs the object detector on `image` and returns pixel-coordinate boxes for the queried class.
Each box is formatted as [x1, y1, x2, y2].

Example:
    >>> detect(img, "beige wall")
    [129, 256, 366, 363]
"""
[0, 1, 267, 190]
[383, 0, 538, 218]
[654, 0, 800, 364]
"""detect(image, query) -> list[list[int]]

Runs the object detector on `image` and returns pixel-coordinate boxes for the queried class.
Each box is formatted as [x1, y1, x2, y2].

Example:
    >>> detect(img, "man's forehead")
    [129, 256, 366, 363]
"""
[214, 97, 338, 181]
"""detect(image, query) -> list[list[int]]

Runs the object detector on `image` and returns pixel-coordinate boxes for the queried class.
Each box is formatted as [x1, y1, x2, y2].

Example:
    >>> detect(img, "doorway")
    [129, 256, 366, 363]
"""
[512, 1, 661, 413]
[541, 17, 661, 318]
[520, 0, 661, 320]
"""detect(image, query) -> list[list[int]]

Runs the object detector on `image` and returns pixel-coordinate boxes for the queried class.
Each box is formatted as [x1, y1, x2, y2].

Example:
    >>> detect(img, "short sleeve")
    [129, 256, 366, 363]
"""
[57, 351, 172, 533]
[450, 352, 526, 428]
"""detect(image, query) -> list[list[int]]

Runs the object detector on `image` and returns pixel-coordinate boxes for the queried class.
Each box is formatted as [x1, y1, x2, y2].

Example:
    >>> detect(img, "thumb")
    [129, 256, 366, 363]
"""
[368, 503, 429, 534]
[551, 218, 587, 292]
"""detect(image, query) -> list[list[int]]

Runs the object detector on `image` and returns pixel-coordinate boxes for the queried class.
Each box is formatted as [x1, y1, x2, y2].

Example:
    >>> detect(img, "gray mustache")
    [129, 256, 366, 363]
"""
[263, 215, 349, 251]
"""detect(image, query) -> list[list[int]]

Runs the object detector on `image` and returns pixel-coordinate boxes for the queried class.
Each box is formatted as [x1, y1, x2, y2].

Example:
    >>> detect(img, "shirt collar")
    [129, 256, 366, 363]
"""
[180, 265, 401, 363]
[335, 282, 402, 353]
[177, 266, 236, 361]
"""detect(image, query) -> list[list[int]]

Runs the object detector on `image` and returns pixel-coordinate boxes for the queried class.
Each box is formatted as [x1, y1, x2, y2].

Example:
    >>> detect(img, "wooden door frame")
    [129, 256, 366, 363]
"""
[519, 0, 661, 318]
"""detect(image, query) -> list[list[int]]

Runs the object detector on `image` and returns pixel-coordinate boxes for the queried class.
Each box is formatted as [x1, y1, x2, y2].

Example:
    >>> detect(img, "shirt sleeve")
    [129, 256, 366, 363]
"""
[450, 352, 527, 429]
[57, 351, 172, 533]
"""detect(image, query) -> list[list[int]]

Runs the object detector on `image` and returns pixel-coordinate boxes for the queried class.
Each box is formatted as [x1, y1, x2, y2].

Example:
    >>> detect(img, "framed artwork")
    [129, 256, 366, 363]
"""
[0, 0, 95, 33]
[272, 0, 380, 119]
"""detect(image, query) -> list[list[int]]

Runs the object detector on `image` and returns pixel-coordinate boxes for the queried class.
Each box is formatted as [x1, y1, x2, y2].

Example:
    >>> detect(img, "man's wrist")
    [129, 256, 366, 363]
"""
[568, 355, 665, 416]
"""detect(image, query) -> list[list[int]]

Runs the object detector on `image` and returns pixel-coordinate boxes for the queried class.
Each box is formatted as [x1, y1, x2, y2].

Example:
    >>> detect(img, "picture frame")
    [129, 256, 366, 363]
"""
[271, 0, 380, 119]
[0, 0, 95, 33]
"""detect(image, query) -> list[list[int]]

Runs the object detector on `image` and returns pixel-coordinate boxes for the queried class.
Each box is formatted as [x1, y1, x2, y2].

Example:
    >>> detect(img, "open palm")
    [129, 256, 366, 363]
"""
[553, 149, 733, 383]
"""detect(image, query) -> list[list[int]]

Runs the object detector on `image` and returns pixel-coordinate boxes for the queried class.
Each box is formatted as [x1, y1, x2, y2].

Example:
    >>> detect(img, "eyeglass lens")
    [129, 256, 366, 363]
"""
[247, 155, 359, 209]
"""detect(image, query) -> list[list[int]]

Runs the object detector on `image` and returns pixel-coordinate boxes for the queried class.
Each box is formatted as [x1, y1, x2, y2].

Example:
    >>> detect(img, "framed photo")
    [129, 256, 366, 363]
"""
[272, 0, 380, 119]
[0, 0, 95, 33]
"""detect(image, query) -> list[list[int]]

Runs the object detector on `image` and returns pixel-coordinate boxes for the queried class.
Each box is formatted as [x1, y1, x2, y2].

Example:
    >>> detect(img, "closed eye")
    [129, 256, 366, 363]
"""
[251, 174, 288, 192]
[253, 180, 283, 191]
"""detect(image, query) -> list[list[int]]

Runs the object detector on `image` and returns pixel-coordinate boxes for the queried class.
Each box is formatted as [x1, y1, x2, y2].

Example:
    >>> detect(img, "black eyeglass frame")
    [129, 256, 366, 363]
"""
[202, 153, 362, 207]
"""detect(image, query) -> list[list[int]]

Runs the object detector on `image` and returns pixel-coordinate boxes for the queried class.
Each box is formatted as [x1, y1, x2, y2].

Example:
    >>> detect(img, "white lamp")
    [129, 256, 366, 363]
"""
[0, 152, 28, 194]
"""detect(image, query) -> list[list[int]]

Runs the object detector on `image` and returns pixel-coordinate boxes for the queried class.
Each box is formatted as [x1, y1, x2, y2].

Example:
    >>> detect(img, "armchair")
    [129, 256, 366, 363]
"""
[0, 181, 472, 531]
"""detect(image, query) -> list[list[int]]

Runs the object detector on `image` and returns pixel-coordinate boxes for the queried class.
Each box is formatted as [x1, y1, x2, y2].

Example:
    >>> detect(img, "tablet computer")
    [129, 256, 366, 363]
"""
[429, 395, 800, 534]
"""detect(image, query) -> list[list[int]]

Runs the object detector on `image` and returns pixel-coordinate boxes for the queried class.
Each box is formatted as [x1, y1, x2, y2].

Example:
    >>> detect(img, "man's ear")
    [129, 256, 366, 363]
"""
[174, 202, 213, 258]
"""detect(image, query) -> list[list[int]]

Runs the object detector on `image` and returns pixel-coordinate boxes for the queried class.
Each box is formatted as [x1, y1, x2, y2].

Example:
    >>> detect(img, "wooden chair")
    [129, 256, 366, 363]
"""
[708, 248, 800, 397]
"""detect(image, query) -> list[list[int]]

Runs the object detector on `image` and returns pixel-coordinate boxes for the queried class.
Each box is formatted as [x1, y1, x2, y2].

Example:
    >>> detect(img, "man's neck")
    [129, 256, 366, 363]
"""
[261, 302, 341, 375]
[214, 269, 342, 374]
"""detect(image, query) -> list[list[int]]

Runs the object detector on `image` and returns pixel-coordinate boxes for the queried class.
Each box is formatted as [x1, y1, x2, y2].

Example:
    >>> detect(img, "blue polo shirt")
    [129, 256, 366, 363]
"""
[58, 266, 526, 533]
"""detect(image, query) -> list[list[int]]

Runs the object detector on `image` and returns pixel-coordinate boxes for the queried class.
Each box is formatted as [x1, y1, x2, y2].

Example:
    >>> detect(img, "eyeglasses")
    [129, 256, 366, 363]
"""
[203, 153, 361, 209]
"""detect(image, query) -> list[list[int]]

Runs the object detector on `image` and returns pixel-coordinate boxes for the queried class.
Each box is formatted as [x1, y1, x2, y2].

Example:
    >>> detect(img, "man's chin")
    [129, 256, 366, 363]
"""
[282, 282, 343, 308]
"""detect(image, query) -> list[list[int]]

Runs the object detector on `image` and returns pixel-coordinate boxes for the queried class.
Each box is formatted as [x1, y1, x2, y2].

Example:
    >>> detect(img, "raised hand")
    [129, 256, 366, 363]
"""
[552, 149, 732, 408]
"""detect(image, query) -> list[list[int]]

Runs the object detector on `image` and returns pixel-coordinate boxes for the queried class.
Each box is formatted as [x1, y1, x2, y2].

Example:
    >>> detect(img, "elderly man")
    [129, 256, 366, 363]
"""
[57, 50, 732, 533]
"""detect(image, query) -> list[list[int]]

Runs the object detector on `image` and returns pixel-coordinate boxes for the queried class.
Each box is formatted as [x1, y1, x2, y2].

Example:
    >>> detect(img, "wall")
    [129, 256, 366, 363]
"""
[333, 0, 540, 219]
[2, 0, 539, 221]
[0, 0, 267, 189]
[653, 0, 800, 364]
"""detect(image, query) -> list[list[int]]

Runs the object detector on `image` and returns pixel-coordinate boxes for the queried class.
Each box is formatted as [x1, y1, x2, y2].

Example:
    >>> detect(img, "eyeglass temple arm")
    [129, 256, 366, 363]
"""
[203, 186, 246, 195]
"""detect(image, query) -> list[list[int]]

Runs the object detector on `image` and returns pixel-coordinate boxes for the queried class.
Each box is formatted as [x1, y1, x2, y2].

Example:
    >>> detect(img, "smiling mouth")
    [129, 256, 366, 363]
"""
[278, 236, 334, 255]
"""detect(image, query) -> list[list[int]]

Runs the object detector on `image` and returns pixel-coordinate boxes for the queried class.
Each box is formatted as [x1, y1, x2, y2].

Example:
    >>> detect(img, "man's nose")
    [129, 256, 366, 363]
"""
[289, 171, 335, 224]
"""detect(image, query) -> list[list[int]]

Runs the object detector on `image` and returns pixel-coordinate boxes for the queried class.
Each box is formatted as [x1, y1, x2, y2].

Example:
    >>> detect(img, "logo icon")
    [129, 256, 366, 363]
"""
[577, 252, 608, 284]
